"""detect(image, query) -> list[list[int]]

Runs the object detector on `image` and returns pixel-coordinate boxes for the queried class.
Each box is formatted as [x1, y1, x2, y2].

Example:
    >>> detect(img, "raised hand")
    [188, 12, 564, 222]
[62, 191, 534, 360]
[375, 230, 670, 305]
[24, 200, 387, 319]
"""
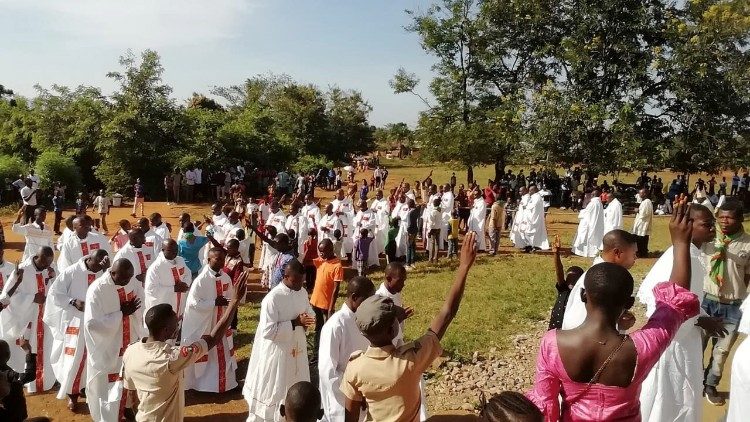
[233, 272, 249, 302]
[552, 234, 561, 253]
[18, 338, 30, 353]
[460, 231, 478, 268]
[669, 198, 692, 246]
[215, 296, 229, 307]
[399, 306, 414, 322]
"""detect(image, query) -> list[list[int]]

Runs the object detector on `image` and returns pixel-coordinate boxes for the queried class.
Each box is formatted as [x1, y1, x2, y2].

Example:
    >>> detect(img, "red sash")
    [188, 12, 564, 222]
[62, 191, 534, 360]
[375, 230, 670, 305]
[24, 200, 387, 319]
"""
[214, 278, 228, 393]
[80, 241, 89, 256]
[170, 267, 183, 316]
[136, 251, 147, 274]
[34, 273, 45, 392]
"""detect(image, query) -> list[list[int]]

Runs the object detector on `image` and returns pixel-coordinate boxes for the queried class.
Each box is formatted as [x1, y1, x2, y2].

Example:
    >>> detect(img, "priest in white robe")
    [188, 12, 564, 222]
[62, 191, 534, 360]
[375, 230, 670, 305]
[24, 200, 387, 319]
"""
[58, 217, 111, 273]
[285, 205, 303, 255]
[318, 277, 374, 422]
[352, 200, 380, 268]
[11, 206, 54, 262]
[390, 195, 410, 259]
[149, 212, 171, 241]
[300, 195, 322, 250]
[571, 190, 604, 257]
[522, 187, 550, 250]
[510, 188, 530, 249]
[84, 258, 145, 422]
[422, 186, 441, 250]
[0, 250, 16, 337]
[468, 190, 488, 252]
[137, 217, 164, 257]
[331, 189, 355, 258]
[144, 239, 191, 322]
[44, 249, 109, 410]
[266, 201, 288, 235]
[319, 204, 344, 243]
[370, 190, 390, 255]
[243, 260, 315, 422]
[633, 188, 654, 258]
[727, 296, 750, 422]
[0, 246, 57, 393]
[182, 248, 238, 393]
[439, 185, 454, 246]
[637, 204, 715, 422]
[603, 194, 623, 235]
[113, 229, 154, 287]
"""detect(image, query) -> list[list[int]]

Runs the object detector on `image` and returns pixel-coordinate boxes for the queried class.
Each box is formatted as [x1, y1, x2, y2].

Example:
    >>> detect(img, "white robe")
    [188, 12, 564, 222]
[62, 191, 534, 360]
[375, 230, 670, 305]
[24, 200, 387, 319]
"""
[285, 213, 303, 255]
[152, 223, 171, 241]
[0, 258, 56, 393]
[561, 256, 605, 330]
[510, 194, 530, 249]
[144, 253, 192, 319]
[56, 227, 73, 251]
[11, 222, 55, 262]
[468, 198, 487, 251]
[113, 242, 154, 284]
[143, 229, 164, 257]
[182, 266, 237, 393]
[637, 245, 707, 422]
[603, 198, 624, 235]
[633, 198, 654, 236]
[44, 257, 102, 398]
[353, 209, 380, 267]
[319, 213, 344, 244]
[522, 193, 550, 250]
[422, 193, 442, 250]
[58, 232, 112, 273]
[84, 273, 146, 422]
[0, 261, 15, 336]
[331, 198, 355, 256]
[370, 199, 390, 254]
[299, 204, 322, 254]
[318, 303, 369, 422]
[439, 192, 454, 245]
[572, 197, 604, 258]
[391, 201, 410, 258]
[243, 283, 313, 422]
[267, 210, 288, 235]
[727, 297, 750, 422]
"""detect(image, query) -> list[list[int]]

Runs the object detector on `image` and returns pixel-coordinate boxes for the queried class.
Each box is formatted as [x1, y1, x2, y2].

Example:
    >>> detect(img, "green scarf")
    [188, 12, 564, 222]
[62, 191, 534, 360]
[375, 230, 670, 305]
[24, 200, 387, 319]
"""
[709, 231, 742, 287]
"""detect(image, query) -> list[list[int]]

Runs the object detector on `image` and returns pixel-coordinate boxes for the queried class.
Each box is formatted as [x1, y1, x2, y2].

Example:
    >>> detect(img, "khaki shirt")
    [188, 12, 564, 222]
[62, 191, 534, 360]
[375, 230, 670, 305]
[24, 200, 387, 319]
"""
[703, 230, 750, 301]
[341, 331, 442, 422]
[123, 338, 208, 422]
[489, 202, 504, 229]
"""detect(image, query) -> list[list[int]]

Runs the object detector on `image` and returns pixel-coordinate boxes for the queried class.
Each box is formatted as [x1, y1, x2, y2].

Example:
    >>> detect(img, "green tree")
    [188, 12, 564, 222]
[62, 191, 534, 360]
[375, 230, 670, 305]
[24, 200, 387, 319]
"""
[0, 97, 35, 162]
[34, 150, 82, 193]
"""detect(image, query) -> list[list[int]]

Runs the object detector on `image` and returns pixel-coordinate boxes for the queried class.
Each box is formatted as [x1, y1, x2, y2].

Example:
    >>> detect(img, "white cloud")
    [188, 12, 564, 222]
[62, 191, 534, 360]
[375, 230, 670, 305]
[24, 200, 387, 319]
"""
[1, 0, 258, 48]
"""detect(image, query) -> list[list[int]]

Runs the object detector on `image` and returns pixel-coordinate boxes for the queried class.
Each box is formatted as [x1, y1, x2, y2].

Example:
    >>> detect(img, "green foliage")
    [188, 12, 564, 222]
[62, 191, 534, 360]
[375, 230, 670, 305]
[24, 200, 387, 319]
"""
[34, 150, 82, 192]
[0, 154, 25, 185]
[292, 154, 333, 175]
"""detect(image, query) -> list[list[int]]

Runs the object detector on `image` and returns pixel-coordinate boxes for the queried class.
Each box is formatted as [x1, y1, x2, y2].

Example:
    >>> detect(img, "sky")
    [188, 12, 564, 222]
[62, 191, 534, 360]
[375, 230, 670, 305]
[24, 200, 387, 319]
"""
[0, 0, 437, 126]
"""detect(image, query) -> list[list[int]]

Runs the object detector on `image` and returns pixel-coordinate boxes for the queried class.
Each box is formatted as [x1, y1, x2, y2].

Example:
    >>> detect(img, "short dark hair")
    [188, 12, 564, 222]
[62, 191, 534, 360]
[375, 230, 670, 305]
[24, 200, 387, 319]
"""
[718, 200, 744, 220]
[479, 391, 543, 422]
[145, 304, 175, 334]
[583, 262, 634, 310]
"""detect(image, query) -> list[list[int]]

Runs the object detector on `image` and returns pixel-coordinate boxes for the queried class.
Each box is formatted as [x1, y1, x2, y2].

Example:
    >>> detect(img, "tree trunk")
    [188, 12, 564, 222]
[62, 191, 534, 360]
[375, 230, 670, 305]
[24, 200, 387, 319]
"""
[466, 166, 474, 186]
[494, 156, 506, 183]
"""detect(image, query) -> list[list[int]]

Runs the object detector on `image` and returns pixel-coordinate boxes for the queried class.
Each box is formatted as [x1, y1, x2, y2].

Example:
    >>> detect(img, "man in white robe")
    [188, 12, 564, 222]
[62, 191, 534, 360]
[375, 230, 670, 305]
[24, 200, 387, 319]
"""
[468, 190, 487, 252]
[331, 189, 355, 259]
[727, 296, 750, 422]
[603, 194, 624, 235]
[58, 217, 111, 273]
[300, 195, 322, 251]
[285, 205, 303, 255]
[422, 185, 441, 250]
[114, 229, 154, 287]
[84, 258, 145, 422]
[44, 250, 109, 410]
[0, 246, 57, 393]
[137, 217, 164, 257]
[11, 205, 54, 262]
[352, 200, 380, 268]
[318, 277, 375, 422]
[0, 248, 16, 337]
[149, 212, 171, 241]
[522, 187, 550, 251]
[637, 204, 718, 422]
[571, 190, 605, 258]
[243, 260, 315, 422]
[370, 190, 390, 255]
[390, 195, 410, 259]
[266, 201, 288, 236]
[633, 188, 654, 258]
[144, 239, 191, 321]
[319, 204, 344, 243]
[510, 187, 530, 249]
[182, 248, 238, 393]
[439, 184, 454, 247]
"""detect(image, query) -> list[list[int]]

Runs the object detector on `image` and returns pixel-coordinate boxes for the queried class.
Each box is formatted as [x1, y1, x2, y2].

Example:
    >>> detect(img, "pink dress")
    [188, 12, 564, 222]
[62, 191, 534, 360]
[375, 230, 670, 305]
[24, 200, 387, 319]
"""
[528, 282, 700, 421]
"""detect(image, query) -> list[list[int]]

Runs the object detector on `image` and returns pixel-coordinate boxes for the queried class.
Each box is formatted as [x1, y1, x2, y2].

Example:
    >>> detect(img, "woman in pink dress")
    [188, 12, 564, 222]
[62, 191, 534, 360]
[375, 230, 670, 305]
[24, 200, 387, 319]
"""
[528, 202, 700, 421]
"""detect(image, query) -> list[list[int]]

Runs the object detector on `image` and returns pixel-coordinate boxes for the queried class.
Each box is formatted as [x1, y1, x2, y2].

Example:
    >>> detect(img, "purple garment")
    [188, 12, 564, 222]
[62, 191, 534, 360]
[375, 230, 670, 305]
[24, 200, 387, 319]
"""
[355, 237, 374, 262]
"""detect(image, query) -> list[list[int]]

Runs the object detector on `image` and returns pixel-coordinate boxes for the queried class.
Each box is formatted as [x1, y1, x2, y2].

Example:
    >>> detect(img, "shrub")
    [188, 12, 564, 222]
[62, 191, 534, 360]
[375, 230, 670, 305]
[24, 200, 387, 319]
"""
[292, 154, 333, 175]
[0, 155, 26, 185]
[34, 151, 82, 193]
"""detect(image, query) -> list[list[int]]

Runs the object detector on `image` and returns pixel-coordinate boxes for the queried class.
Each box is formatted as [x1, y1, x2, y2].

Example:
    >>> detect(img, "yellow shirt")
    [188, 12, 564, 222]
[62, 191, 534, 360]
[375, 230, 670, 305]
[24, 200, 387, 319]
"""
[448, 218, 459, 240]
[341, 331, 442, 422]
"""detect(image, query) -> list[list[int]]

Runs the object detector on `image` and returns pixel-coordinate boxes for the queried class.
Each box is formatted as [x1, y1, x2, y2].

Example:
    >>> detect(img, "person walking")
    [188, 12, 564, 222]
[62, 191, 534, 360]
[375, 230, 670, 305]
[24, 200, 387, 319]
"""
[132, 178, 145, 218]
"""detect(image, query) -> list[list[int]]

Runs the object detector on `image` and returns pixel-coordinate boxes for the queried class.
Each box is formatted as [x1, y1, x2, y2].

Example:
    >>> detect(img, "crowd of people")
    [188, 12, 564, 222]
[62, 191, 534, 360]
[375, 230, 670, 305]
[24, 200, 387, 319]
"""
[0, 160, 748, 422]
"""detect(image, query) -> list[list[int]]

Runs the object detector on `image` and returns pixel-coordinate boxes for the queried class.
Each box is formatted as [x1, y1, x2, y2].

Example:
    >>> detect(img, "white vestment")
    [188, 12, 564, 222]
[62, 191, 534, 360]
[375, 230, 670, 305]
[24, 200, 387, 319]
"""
[318, 303, 369, 422]
[353, 209, 380, 267]
[285, 213, 303, 254]
[243, 283, 313, 422]
[572, 197, 604, 258]
[152, 223, 171, 241]
[113, 242, 154, 284]
[468, 198, 487, 251]
[267, 210, 288, 235]
[11, 222, 54, 261]
[58, 232, 112, 273]
[318, 213, 344, 244]
[331, 199, 355, 256]
[299, 204, 322, 254]
[56, 227, 73, 251]
[182, 266, 238, 392]
[391, 201, 410, 258]
[633, 198, 654, 236]
[143, 229, 164, 257]
[422, 193, 442, 251]
[370, 199, 390, 254]
[84, 273, 146, 422]
[0, 258, 56, 392]
[561, 256, 605, 330]
[727, 297, 750, 422]
[510, 194, 530, 249]
[637, 245, 707, 422]
[144, 253, 192, 319]
[0, 260, 15, 337]
[603, 198, 624, 235]
[522, 193, 550, 250]
[439, 191, 455, 245]
[44, 257, 102, 398]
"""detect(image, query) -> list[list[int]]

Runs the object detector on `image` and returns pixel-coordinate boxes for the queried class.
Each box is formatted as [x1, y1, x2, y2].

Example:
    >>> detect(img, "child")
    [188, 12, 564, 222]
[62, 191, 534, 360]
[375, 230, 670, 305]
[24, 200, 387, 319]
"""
[478, 391, 543, 422]
[302, 228, 319, 293]
[0, 339, 36, 422]
[447, 210, 459, 259]
[280, 381, 323, 422]
[109, 219, 131, 252]
[75, 192, 87, 216]
[426, 198, 442, 263]
[385, 217, 399, 264]
[332, 229, 343, 260]
[547, 234, 583, 330]
[354, 228, 374, 276]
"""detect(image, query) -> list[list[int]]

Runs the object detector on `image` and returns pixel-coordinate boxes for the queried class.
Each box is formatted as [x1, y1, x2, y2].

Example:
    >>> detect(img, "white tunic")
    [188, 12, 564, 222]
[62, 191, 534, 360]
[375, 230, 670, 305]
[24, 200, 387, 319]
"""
[113, 243, 154, 282]
[267, 210, 288, 235]
[318, 303, 369, 422]
[510, 194, 530, 248]
[181, 266, 237, 393]
[319, 213, 344, 243]
[331, 199, 355, 256]
[285, 213, 303, 254]
[522, 193, 550, 250]
[633, 198, 654, 236]
[243, 283, 313, 422]
[143, 229, 164, 257]
[370, 199, 390, 254]
[152, 223, 171, 241]
[0, 260, 14, 337]
[603, 198, 624, 235]
[353, 209, 380, 267]
[58, 232, 112, 273]
[572, 197, 604, 258]
[439, 192, 455, 245]
[390, 201, 410, 258]
[561, 256, 605, 330]
[144, 253, 192, 319]
[468, 198, 487, 251]
[299, 204, 321, 255]
[727, 298, 750, 422]
[11, 222, 55, 262]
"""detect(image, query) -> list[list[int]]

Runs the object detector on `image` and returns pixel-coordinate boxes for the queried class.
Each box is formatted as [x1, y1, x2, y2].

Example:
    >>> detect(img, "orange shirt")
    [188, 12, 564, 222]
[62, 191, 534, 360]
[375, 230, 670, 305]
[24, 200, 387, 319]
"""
[310, 257, 344, 310]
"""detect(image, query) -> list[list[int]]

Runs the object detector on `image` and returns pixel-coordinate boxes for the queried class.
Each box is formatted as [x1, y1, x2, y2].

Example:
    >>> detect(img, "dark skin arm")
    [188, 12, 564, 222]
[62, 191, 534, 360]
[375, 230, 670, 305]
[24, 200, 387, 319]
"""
[430, 231, 477, 339]
[668, 199, 692, 290]
[248, 225, 281, 250]
[327, 281, 341, 318]
[552, 234, 566, 288]
[201, 274, 247, 349]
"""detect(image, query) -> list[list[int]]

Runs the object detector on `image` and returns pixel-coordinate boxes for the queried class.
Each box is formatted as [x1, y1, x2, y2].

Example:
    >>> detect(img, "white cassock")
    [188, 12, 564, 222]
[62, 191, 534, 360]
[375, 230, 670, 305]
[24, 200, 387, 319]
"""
[510, 194, 531, 249]
[727, 297, 750, 422]
[692, 199, 714, 214]
[440, 191, 455, 245]
[0, 260, 15, 337]
[11, 222, 54, 261]
[212, 213, 228, 228]
[299, 204, 322, 250]
[243, 283, 313, 422]
[267, 210, 288, 235]
[259, 241, 279, 288]
[285, 213, 303, 254]
[58, 232, 112, 273]
[370, 198, 390, 254]
[468, 198, 487, 252]
[259, 203, 270, 226]
[84, 273, 146, 422]
[391, 201, 410, 258]
[319, 213, 344, 243]
[152, 223, 171, 241]
[0, 258, 56, 392]
[181, 266, 237, 393]
[56, 227, 73, 251]
[143, 229, 164, 257]
[353, 209, 380, 267]
[422, 194, 441, 251]
[43, 257, 102, 399]
[522, 193, 550, 250]
[561, 256, 605, 330]
[572, 197, 604, 258]
[637, 245, 707, 422]
[318, 303, 369, 422]
[144, 253, 192, 320]
[633, 198, 654, 237]
[374, 284, 429, 421]
[603, 198, 624, 235]
[114, 242, 154, 286]
[331, 199, 355, 257]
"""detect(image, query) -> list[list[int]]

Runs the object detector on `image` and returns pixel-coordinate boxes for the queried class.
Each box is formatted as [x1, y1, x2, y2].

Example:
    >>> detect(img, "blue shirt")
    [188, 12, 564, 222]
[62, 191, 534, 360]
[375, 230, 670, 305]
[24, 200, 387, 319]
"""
[52, 196, 63, 212]
[178, 236, 209, 274]
[270, 252, 296, 289]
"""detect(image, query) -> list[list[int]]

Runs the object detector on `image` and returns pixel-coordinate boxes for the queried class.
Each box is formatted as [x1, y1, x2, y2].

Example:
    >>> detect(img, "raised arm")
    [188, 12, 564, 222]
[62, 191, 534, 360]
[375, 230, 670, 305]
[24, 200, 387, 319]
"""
[202, 274, 247, 349]
[552, 235, 565, 288]
[430, 231, 477, 339]
[668, 199, 692, 290]
[248, 225, 278, 249]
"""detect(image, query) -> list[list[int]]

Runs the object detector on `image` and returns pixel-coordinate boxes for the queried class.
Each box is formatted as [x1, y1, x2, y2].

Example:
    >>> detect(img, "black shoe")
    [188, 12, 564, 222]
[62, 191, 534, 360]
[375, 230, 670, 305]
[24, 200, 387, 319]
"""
[704, 385, 725, 406]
